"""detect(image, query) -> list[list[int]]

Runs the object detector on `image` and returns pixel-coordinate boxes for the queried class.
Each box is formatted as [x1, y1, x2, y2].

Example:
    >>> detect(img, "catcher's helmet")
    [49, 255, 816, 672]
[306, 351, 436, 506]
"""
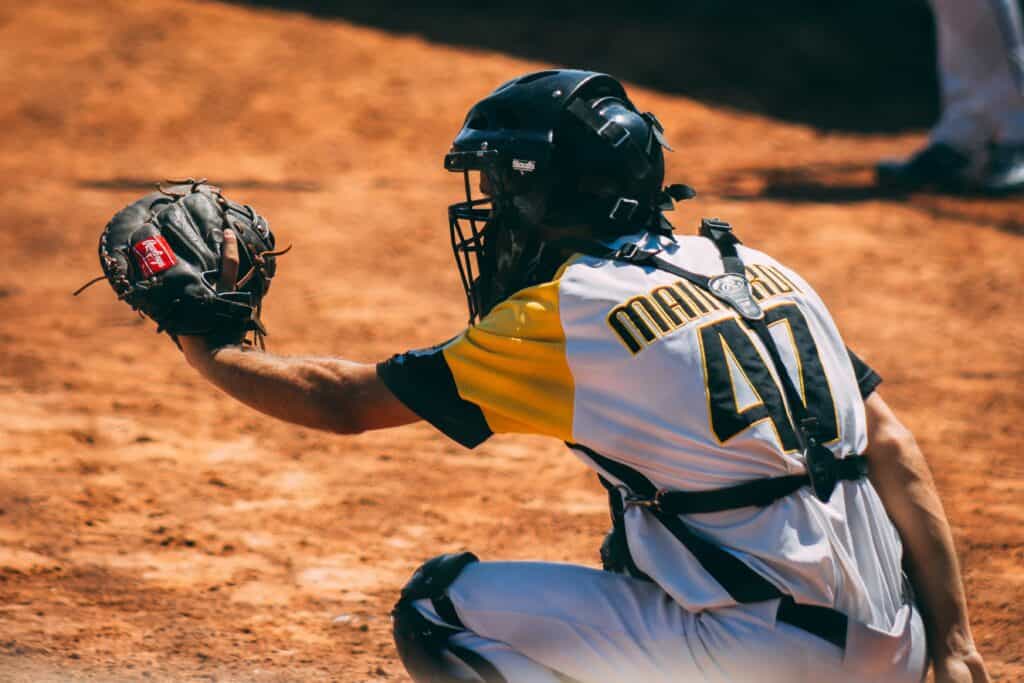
[445, 69, 692, 323]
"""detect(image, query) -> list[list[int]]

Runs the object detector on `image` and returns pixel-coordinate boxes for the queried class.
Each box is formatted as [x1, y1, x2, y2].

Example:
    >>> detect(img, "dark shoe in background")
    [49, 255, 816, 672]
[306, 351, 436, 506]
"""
[875, 142, 971, 192]
[981, 142, 1024, 194]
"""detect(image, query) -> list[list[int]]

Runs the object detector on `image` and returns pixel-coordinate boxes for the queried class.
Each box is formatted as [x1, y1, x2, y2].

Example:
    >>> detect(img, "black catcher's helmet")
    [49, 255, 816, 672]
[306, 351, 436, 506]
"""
[445, 69, 692, 323]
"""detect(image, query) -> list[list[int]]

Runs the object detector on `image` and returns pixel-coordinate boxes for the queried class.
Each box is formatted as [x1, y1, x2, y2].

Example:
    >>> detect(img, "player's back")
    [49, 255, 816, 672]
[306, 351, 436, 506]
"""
[555, 232, 907, 630]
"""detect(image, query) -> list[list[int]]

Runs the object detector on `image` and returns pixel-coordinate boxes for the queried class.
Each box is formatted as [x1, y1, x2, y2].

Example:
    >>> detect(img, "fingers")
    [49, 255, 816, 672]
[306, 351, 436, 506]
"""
[217, 229, 240, 292]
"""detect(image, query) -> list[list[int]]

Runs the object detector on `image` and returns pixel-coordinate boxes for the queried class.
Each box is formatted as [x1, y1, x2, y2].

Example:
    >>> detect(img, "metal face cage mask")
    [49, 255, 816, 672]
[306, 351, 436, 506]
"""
[447, 165, 549, 324]
[447, 168, 495, 323]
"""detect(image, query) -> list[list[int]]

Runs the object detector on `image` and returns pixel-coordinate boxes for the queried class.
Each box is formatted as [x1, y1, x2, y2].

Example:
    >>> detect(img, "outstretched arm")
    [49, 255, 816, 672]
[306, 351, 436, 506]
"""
[180, 338, 419, 434]
[864, 392, 989, 683]
[178, 228, 419, 435]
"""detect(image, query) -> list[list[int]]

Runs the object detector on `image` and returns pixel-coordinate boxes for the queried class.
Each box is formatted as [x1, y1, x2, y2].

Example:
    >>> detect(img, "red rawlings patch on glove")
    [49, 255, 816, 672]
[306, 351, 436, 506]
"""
[132, 236, 177, 277]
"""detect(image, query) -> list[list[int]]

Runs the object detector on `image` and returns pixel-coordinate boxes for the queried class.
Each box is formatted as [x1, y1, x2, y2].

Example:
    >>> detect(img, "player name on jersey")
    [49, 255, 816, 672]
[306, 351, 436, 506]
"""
[607, 263, 801, 354]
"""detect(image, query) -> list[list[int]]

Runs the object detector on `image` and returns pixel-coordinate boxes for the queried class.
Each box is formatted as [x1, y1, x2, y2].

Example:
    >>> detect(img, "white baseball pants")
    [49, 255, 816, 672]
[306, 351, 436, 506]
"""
[410, 561, 928, 683]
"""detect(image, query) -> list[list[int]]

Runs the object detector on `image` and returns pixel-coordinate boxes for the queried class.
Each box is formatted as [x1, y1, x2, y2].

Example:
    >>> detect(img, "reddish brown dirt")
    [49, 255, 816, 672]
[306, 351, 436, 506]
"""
[1, 1, 1021, 681]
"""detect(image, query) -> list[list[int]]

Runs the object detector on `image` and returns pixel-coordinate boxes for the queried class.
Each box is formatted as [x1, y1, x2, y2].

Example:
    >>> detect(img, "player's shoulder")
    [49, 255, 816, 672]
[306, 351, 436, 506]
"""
[734, 240, 790, 269]
[560, 231, 793, 281]
[468, 258, 576, 341]
[494, 229, 815, 320]
[732, 241, 816, 297]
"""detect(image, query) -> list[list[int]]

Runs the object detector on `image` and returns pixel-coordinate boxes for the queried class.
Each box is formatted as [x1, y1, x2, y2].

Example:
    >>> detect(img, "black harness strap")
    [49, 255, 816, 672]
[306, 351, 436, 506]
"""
[703, 220, 819, 450]
[598, 475, 652, 581]
[583, 443, 851, 646]
[650, 457, 867, 515]
[697, 219, 870, 504]
[576, 444, 785, 604]
[777, 596, 849, 650]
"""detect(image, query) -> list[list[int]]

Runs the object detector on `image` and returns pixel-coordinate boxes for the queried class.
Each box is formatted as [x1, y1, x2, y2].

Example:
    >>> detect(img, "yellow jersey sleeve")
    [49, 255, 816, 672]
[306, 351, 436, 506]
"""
[442, 278, 575, 440]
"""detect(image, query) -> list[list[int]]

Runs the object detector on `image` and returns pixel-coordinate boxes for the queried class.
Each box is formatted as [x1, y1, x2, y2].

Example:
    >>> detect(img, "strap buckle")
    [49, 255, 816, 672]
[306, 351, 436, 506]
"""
[699, 216, 735, 242]
[805, 444, 840, 503]
[615, 485, 666, 512]
[800, 416, 820, 434]
[615, 242, 640, 260]
[609, 197, 640, 222]
[598, 120, 631, 148]
[700, 217, 732, 233]
[613, 242, 657, 265]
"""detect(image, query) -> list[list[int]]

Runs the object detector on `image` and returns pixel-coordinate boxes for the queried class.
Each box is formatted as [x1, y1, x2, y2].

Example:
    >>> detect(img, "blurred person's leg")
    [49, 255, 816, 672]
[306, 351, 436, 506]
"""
[984, 0, 1024, 191]
[877, 0, 1024, 192]
[928, 0, 999, 154]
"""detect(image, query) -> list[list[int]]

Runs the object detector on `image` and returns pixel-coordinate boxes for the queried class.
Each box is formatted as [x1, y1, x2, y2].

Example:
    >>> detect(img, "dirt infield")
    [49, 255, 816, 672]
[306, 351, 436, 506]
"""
[1, 1, 1021, 680]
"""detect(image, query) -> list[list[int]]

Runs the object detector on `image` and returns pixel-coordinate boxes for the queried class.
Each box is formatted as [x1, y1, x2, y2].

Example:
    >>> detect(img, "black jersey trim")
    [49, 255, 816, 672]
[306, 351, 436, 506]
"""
[376, 344, 493, 449]
[846, 347, 882, 399]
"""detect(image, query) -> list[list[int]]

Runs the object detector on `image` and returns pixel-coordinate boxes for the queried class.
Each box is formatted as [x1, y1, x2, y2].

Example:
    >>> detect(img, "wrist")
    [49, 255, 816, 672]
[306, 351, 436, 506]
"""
[933, 648, 987, 683]
[933, 627, 978, 661]
[179, 335, 216, 370]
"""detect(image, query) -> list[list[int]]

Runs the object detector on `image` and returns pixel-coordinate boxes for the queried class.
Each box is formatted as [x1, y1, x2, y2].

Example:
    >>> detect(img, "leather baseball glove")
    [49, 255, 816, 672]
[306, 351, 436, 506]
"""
[77, 179, 287, 348]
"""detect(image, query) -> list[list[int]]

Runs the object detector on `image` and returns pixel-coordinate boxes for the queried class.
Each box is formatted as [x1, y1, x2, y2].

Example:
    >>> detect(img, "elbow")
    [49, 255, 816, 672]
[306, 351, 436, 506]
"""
[866, 416, 930, 487]
[864, 393, 920, 459]
[315, 384, 370, 436]
[299, 363, 371, 436]
[325, 411, 369, 436]
[872, 420, 919, 456]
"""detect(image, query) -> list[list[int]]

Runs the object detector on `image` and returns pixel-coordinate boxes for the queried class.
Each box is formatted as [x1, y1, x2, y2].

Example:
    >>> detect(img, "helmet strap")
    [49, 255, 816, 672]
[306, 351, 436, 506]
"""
[548, 182, 695, 238]
[566, 98, 654, 180]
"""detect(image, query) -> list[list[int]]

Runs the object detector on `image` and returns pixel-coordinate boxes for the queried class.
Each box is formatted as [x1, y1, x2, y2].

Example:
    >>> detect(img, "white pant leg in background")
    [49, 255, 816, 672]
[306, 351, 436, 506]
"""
[930, 0, 1024, 155]
[412, 561, 928, 683]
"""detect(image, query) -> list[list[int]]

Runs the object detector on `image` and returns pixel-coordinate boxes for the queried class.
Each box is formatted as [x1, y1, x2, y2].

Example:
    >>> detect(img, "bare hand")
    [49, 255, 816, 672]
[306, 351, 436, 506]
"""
[217, 229, 240, 292]
[181, 229, 241, 361]
[934, 651, 991, 683]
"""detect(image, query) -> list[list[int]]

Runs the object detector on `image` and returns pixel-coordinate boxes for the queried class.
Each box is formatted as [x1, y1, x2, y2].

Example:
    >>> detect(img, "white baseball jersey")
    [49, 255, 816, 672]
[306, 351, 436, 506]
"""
[380, 231, 913, 667]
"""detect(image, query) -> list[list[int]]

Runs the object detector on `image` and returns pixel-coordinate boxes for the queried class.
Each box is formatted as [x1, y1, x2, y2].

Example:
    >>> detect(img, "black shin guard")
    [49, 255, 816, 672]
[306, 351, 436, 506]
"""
[392, 600, 473, 682]
[392, 552, 508, 682]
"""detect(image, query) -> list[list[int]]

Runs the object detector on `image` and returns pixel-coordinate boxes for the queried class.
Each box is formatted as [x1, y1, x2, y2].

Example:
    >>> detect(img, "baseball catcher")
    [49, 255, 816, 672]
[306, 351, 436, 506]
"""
[108, 72, 988, 681]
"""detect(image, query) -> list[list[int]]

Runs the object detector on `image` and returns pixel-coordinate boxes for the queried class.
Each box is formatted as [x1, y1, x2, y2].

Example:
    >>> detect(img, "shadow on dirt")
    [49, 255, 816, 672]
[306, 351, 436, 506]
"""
[221, 0, 938, 134]
[712, 163, 894, 203]
[909, 197, 1024, 235]
[709, 163, 1024, 234]
[78, 178, 322, 192]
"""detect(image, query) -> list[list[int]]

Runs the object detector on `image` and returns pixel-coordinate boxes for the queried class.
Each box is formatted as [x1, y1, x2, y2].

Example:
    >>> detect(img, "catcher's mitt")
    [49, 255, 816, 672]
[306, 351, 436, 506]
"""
[77, 178, 287, 348]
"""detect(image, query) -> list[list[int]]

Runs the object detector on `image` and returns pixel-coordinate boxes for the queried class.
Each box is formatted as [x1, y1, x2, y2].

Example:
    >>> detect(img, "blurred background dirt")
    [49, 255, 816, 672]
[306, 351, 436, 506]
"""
[0, 0, 1021, 680]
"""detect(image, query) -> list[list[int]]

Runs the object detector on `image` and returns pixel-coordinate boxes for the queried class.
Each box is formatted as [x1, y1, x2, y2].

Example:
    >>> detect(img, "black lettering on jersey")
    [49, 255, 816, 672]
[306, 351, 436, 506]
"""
[762, 265, 800, 294]
[669, 283, 706, 318]
[608, 270, 800, 355]
[698, 302, 839, 451]
[608, 298, 662, 354]
[699, 317, 801, 451]
[745, 264, 778, 299]
[764, 304, 839, 444]
[678, 281, 723, 314]
[630, 297, 673, 334]
[652, 285, 695, 326]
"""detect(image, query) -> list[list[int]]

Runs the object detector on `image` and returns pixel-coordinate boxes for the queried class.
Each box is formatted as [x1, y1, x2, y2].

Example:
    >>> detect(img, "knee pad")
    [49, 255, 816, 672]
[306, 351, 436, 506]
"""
[401, 553, 478, 602]
[392, 552, 483, 682]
